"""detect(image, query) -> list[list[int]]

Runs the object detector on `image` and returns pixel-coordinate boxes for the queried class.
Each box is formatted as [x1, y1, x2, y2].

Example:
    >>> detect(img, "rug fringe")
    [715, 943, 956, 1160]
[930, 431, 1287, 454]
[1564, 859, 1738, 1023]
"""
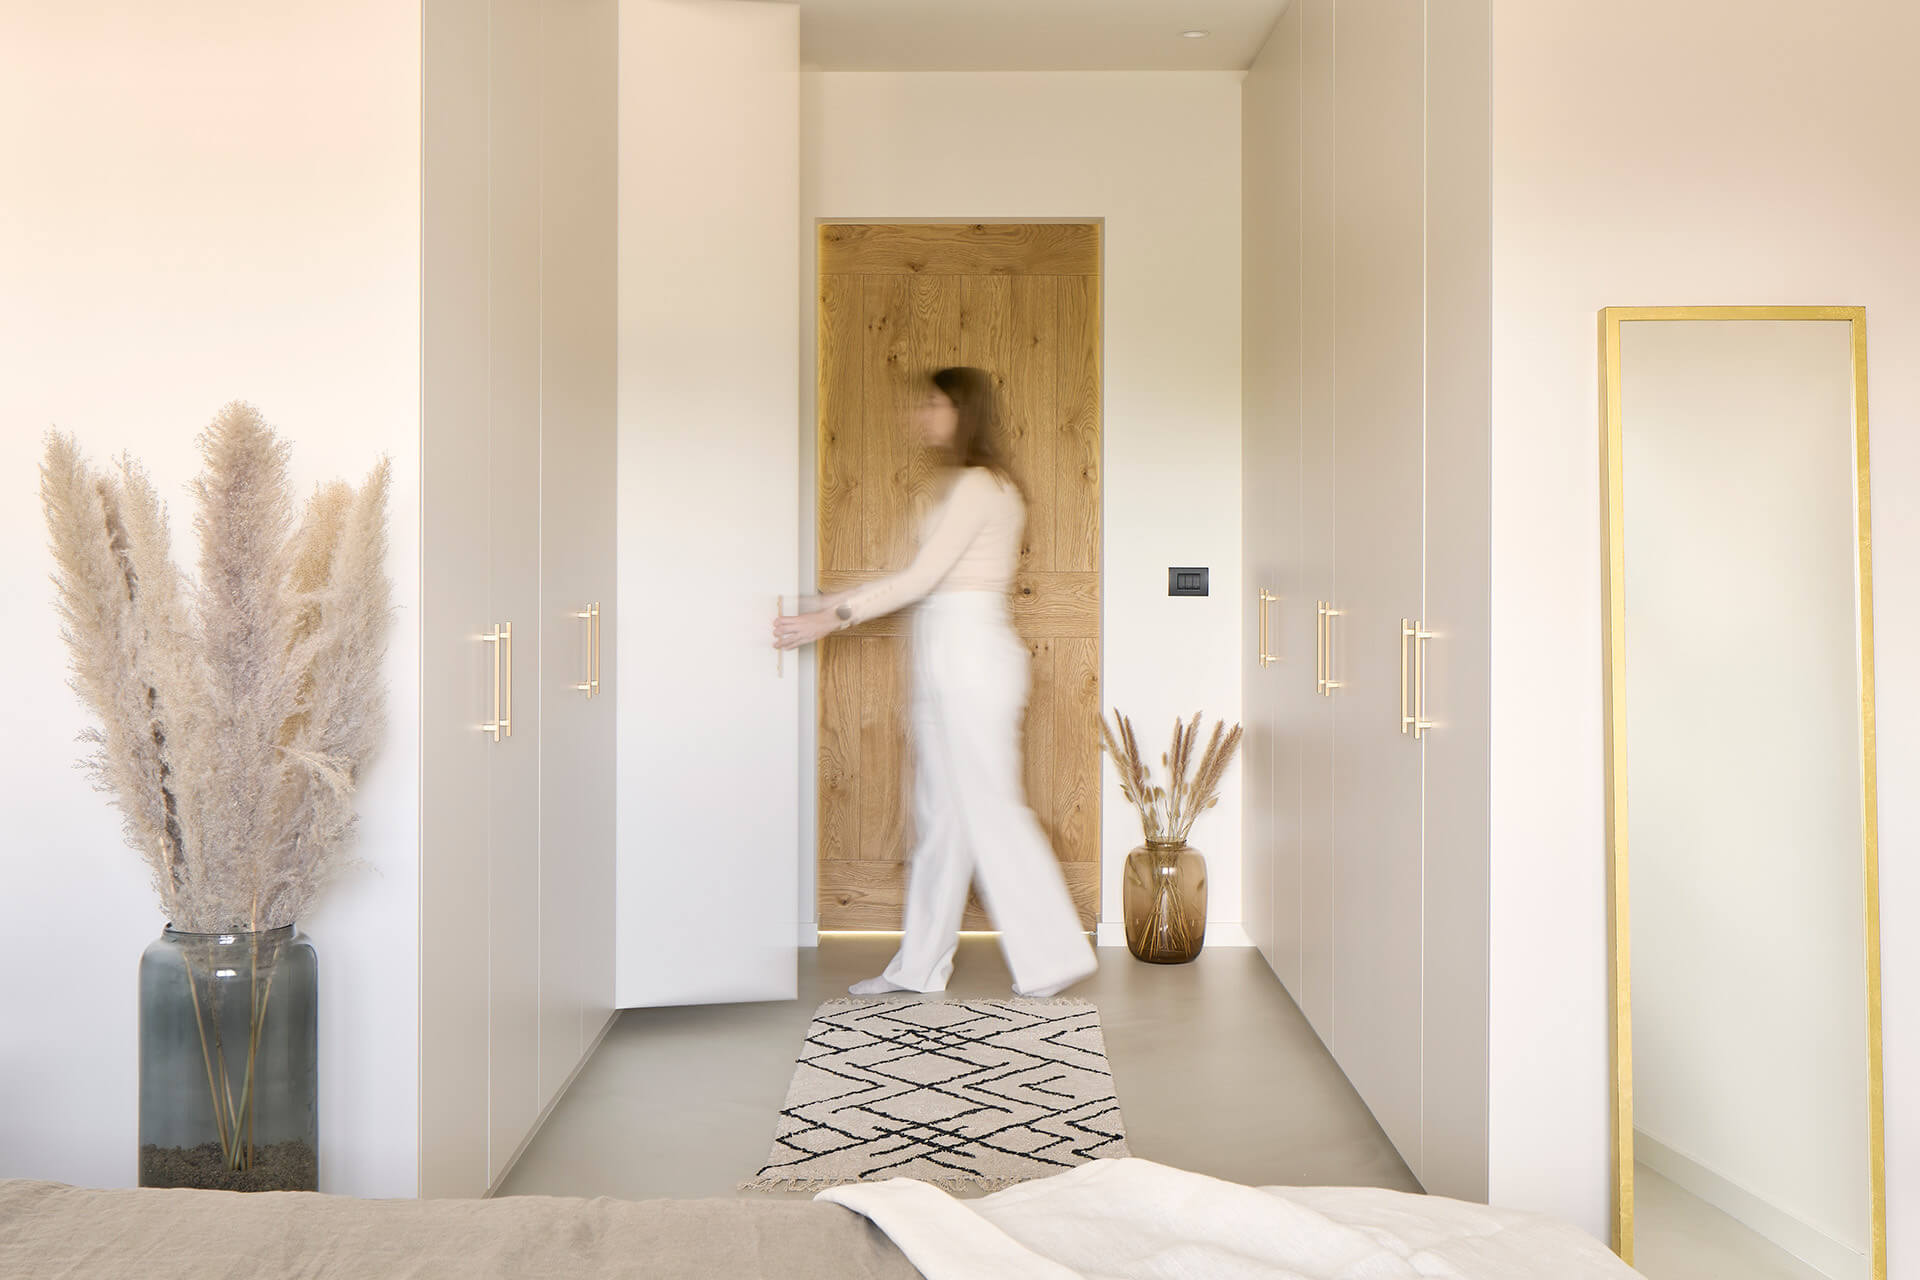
[814, 996, 1094, 1011]
[738, 1171, 1054, 1195]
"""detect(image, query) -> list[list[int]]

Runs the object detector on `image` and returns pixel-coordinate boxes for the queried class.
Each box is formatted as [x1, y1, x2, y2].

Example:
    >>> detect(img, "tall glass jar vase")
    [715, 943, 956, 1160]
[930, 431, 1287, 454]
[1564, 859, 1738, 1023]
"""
[1122, 840, 1209, 964]
[138, 926, 318, 1191]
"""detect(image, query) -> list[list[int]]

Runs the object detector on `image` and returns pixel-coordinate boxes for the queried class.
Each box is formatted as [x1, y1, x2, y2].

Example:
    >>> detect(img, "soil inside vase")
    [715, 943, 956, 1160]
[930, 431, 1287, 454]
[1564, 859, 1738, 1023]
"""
[139, 1141, 318, 1192]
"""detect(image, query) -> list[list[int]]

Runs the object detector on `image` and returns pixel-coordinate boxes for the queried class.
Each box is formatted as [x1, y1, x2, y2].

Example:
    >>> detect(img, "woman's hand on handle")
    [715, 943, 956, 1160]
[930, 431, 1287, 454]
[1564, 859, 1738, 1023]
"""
[773, 608, 839, 651]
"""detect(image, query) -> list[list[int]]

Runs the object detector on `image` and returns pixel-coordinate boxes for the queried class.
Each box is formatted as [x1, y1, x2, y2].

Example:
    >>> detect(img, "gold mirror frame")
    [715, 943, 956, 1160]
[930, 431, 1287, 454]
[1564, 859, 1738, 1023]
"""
[1600, 305, 1886, 1277]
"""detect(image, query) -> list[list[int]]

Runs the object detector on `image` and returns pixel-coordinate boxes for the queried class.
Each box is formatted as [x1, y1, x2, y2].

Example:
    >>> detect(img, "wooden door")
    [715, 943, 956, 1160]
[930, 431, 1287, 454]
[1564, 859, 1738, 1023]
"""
[815, 223, 1101, 930]
[1330, 0, 1427, 1181]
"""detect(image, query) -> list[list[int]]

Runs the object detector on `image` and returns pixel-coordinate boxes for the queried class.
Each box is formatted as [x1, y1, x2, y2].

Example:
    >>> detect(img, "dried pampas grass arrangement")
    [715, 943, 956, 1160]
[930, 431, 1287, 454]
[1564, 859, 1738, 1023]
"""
[42, 402, 391, 934]
[1099, 709, 1243, 845]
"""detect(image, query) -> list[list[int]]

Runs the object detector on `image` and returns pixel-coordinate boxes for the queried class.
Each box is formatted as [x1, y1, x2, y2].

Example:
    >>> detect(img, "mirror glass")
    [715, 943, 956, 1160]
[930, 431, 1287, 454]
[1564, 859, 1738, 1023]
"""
[1612, 316, 1879, 1280]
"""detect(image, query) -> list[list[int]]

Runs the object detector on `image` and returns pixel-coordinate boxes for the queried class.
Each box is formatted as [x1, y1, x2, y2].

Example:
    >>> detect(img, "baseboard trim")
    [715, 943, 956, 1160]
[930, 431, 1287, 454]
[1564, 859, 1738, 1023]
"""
[1096, 921, 1251, 949]
[1634, 1129, 1868, 1280]
[484, 1010, 620, 1199]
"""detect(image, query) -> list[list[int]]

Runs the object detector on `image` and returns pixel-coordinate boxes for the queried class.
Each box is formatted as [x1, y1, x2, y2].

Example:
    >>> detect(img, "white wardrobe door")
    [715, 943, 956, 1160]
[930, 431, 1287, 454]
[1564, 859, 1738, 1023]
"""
[535, 0, 619, 1111]
[1241, 10, 1291, 972]
[1419, 0, 1493, 1204]
[1296, 0, 1339, 1049]
[615, 0, 800, 1008]
[1330, 0, 1427, 1182]
[485, 0, 543, 1187]
[419, 0, 493, 1200]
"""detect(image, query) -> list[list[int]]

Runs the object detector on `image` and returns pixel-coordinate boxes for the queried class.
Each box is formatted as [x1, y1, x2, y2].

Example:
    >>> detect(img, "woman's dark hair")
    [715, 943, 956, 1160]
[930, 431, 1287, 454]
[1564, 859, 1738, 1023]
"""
[930, 366, 1016, 489]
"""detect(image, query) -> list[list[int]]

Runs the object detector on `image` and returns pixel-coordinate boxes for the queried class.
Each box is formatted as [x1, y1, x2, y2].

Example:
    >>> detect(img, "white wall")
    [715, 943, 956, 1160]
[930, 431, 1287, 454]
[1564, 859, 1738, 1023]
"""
[0, 1, 422, 1196]
[1623, 320, 1869, 1273]
[616, 0, 802, 1005]
[1487, 0, 1920, 1248]
[799, 71, 1245, 935]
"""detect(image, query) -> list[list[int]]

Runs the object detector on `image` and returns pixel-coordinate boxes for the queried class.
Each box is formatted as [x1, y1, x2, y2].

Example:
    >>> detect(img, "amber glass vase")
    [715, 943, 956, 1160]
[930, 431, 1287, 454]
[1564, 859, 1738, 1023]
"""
[1122, 840, 1208, 964]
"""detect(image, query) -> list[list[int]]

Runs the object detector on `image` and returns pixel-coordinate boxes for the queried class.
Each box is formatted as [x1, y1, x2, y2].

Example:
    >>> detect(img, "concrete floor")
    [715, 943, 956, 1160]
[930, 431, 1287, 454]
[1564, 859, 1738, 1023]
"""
[1632, 1164, 1835, 1280]
[499, 935, 1419, 1201]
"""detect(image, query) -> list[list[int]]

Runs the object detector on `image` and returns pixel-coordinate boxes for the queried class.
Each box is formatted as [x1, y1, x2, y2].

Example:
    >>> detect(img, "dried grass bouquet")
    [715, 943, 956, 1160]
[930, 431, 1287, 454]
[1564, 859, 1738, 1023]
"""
[42, 402, 391, 934]
[1099, 709, 1243, 845]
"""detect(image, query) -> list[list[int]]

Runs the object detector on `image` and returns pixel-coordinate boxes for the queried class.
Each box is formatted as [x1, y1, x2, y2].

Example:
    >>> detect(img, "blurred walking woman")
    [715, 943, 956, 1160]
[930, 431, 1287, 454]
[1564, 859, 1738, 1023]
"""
[775, 367, 1097, 999]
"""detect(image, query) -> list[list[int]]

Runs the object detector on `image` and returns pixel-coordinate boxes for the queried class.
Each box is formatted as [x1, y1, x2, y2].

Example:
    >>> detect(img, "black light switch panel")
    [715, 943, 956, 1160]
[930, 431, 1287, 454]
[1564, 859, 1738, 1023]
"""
[1168, 567, 1209, 597]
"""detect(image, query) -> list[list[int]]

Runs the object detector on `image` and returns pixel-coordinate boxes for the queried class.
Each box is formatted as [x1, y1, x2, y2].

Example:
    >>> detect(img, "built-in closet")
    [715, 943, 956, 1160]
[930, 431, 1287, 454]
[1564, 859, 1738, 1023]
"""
[1242, 0, 1491, 1201]
[420, 0, 618, 1198]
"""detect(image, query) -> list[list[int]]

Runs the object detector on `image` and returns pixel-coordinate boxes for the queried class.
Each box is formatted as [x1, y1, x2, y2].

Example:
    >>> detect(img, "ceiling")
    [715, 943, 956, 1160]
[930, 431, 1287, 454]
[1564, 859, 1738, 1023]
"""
[798, 0, 1290, 72]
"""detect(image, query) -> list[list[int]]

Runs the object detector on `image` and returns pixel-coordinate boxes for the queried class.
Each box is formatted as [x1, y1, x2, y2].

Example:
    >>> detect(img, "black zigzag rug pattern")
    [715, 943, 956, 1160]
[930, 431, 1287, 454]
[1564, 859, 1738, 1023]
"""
[741, 997, 1130, 1193]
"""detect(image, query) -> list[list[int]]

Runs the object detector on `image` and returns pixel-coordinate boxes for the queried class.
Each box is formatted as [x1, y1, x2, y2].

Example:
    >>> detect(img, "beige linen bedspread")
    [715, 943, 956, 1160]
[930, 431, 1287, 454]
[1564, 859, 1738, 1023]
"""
[0, 1179, 923, 1279]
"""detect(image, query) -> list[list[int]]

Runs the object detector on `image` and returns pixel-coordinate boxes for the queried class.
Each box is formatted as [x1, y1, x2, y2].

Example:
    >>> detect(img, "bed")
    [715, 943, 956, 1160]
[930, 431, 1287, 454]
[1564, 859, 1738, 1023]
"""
[1, 1159, 1641, 1279]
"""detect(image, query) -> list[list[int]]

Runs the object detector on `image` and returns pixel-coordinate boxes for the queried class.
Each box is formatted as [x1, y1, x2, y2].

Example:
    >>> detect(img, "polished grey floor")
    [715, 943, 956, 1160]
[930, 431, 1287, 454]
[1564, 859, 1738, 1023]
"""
[499, 936, 1419, 1200]
[1633, 1164, 1833, 1280]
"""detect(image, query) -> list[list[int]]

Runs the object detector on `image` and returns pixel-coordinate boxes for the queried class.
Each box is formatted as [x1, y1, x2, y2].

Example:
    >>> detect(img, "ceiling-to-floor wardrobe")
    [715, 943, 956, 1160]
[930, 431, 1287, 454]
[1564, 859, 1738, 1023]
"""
[1243, 0, 1491, 1202]
[420, 0, 618, 1198]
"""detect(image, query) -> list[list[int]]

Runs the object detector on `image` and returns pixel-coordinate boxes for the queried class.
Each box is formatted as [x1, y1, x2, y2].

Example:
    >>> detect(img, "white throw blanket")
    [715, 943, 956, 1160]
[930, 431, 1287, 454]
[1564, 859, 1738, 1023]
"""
[818, 1158, 1641, 1280]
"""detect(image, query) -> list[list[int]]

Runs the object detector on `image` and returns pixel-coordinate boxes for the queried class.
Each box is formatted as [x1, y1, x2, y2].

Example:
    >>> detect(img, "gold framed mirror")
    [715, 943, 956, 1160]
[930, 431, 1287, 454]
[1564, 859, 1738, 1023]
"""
[1602, 306, 1885, 1280]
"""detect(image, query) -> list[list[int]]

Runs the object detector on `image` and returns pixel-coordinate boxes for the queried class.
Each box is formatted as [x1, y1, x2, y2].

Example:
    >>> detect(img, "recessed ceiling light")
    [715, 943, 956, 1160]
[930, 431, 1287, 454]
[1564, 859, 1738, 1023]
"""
[1181, 29, 1211, 39]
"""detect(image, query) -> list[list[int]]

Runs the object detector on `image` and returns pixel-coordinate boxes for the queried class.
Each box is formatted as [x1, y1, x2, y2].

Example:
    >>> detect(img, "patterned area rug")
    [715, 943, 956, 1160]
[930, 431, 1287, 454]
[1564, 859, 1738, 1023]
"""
[742, 997, 1130, 1193]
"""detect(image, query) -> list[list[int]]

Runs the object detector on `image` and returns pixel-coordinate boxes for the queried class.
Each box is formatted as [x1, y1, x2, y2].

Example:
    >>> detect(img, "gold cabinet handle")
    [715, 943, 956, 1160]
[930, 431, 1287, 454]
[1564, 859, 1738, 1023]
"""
[481, 621, 513, 740]
[1319, 602, 1343, 696]
[573, 603, 600, 698]
[1401, 620, 1415, 734]
[1315, 601, 1326, 694]
[1258, 589, 1280, 668]
[1403, 618, 1435, 738]
[1413, 621, 1435, 739]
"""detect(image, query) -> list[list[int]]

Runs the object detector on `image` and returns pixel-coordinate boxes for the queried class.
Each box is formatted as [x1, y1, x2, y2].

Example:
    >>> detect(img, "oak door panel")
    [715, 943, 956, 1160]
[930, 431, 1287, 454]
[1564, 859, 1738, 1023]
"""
[820, 222, 1100, 276]
[821, 860, 1102, 932]
[818, 224, 1101, 930]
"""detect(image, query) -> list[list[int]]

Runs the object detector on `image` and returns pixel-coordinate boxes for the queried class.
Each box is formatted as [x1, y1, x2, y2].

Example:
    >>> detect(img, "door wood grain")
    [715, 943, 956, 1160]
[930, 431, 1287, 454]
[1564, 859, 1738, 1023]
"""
[816, 223, 1102, 930]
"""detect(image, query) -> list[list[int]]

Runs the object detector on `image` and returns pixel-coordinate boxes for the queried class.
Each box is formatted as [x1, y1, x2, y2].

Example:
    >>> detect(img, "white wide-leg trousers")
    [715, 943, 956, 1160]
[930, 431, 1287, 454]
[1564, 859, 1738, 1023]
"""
[878, 593, 1097, 996]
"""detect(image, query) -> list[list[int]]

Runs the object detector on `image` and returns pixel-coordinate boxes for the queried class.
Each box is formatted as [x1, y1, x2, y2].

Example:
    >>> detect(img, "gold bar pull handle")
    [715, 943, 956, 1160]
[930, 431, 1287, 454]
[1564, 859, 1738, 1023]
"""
[573, 606, 594, 697]
[1323, 604, 1343, 695]
[1258, 589, 1279, 668]
[591, 602, 600, 696]
[1413, 621, 1436, 739]
[481, 623, 508, 740]
[500, 621, 513, 738]
[1257, 588, 1266, 668]
[1315, 601, 1325, 694]
[1400, 620, 1415, 735]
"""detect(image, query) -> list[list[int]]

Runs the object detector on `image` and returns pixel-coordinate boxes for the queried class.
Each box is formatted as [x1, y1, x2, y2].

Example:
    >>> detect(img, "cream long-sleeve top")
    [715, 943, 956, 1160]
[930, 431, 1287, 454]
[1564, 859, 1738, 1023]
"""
[840, 467, 1025, 625]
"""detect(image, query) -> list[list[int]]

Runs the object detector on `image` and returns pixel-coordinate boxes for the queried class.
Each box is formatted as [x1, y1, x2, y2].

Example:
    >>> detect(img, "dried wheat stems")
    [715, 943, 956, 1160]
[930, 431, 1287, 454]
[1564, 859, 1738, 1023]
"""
[1099, 709, 1243, 845]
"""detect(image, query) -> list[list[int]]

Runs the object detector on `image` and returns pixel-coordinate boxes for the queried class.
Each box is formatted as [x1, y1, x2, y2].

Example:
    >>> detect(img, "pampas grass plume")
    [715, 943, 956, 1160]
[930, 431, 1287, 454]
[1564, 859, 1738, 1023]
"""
[41, 405, 391, 932]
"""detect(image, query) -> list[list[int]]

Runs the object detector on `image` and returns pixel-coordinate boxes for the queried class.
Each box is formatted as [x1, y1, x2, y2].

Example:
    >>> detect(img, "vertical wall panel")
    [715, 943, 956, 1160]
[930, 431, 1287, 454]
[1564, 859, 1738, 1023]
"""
[1296, 0, 1340, 1050]
[536, 0, 618, 1112]
[1422, 0, 1493, 1204]
[1240, 0, 1303, 979]
[483, 0, 543, 1186]
[420, 0, 492, 1199]
[1329, 0, 1429, 1179]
